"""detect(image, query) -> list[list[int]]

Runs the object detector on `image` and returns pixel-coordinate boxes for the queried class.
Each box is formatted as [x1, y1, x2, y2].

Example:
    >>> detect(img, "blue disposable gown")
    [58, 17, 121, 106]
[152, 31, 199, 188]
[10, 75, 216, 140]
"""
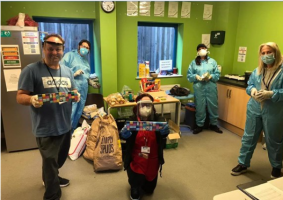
[60, 50, 90, 131]
[238, 64, 283, 168]
[187, 57, 220, 127]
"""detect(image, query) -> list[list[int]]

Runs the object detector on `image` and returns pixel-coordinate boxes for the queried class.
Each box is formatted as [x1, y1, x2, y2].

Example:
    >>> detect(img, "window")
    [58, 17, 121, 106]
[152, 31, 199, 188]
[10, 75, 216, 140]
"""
[33, 17, 95, 73]
[137, 22, 177, 75]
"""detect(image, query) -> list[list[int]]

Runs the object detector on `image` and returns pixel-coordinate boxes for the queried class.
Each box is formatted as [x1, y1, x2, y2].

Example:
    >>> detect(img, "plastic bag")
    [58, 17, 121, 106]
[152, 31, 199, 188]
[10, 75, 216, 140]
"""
[106, 92, 126, 106]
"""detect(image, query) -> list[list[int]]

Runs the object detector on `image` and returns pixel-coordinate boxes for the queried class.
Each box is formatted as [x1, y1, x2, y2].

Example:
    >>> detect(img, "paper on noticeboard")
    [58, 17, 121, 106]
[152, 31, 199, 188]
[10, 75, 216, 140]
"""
[203, 4, 213, 20]
[127, 1, 138, 16]
[202, 34, 210, 48]
[154, 1, 164, 17]
[3, 69, 21, 92]
[168, 2, 178, 18]
[139, 1, 151, 16]
[181, 2, 191, 18]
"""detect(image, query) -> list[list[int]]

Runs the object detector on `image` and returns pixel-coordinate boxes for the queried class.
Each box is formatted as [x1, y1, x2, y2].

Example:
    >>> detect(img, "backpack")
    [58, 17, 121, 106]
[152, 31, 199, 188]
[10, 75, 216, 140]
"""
[89, 114, 123, 172]
[169, 85, 190, 96]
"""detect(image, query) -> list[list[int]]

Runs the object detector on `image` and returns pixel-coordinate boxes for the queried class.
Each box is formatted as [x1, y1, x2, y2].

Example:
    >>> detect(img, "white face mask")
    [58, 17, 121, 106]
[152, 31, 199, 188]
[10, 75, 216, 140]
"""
[137, 100, 153, 118]
[139, 106, 152, 117]
[198, 49, 208, 57]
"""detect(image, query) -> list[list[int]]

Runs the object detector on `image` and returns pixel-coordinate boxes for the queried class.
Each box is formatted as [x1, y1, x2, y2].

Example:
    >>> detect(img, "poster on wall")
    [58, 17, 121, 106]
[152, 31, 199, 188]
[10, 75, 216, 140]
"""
[159, 60, 172, 71]
[181, 2, 191, 18]
[21, 32, 40, 55]
[139, 1, 151, 16]
[154, 1, 164, 17]
[168, 2, 178, 18]
[238, 47, 247, 62]
[203, 4, 213, 20]
[202, 34, 211, 48]
[1, 45, 21, 68]
[127, 1, 138, 16]
[3, 69, 21, 92]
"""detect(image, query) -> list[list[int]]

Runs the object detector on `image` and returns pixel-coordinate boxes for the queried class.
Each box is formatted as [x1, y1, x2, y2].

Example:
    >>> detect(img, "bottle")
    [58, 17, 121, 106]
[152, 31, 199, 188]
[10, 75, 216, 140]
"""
[139, 63, 145, 78]
[145, 61, 150, 77]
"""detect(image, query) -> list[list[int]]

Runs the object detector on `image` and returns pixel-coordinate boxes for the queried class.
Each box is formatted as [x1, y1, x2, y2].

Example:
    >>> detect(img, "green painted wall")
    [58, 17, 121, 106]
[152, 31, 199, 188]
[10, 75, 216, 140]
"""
[232, 2, 283, 75]
[211, 2, 239, 76]
[2, 1, 283, 97]
[1, 1, 96, 23]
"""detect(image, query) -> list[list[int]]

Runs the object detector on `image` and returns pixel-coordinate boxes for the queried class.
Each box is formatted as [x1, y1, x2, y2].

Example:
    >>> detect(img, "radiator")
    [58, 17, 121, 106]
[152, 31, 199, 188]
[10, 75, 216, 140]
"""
[155, 84, 180, 121]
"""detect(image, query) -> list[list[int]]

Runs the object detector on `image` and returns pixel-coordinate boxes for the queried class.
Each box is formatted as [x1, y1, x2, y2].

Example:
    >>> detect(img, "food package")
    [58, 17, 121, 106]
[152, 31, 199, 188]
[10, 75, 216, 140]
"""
[106, 92, 126, 106]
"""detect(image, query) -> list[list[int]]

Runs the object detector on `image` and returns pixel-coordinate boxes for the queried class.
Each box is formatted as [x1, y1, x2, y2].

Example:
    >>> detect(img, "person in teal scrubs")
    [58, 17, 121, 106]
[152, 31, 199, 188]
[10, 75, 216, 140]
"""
[187, 44, 222, 134]
[231, 42, 283, 179]
[60, 39, 91, 132]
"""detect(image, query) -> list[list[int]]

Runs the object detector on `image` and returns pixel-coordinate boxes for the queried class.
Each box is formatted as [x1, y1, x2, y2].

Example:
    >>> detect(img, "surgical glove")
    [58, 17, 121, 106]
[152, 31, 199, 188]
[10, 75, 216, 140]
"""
[74, 69, 84, 77]
[250, 88, 257, 97]
[204, 75, 212, 82]
[250, 88, 263, 102]
[257, 90, 273, 101]
[159, 124, 170, 136]
[196, 75, 203, 81]
[30, 95, 42, 108]
[120, 125, 132, 139]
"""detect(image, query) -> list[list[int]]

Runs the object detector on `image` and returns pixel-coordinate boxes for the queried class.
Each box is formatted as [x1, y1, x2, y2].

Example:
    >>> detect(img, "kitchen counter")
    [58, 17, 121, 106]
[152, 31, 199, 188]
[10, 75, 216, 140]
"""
[217, 77, 247, 88]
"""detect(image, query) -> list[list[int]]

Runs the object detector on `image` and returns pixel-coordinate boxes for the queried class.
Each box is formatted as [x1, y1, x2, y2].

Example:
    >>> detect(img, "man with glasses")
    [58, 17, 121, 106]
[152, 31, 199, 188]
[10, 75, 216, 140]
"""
[17, 34, 80, 200]
[60, 39, 91, 132]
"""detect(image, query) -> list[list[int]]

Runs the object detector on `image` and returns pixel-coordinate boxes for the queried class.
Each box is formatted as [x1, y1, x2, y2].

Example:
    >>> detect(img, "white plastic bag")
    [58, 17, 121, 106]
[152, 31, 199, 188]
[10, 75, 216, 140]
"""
[68, 120, 91, 161]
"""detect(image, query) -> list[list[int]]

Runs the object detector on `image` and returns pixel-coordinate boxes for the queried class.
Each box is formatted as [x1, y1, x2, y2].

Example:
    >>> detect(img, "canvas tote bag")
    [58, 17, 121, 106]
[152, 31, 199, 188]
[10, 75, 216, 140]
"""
[83, 116, 101, 161]
[93, 114, 123, 172]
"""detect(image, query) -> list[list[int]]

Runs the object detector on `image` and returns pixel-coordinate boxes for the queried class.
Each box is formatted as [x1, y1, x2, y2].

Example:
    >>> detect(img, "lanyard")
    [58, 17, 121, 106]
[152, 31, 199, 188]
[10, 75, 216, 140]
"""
[44, 62, 61, 92]
[262, 67, 280, 90]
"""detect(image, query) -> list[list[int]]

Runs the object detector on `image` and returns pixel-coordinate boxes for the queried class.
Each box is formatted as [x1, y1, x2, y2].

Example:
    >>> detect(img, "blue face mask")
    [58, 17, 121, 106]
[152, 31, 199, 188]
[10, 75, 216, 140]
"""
[261, 54, 275, 65]
[80, 47, 89, 56]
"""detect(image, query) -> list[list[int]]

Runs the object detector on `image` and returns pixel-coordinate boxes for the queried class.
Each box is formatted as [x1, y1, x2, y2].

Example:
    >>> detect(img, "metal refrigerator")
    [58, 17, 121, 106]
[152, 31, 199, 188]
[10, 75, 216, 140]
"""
[1, 26, 42, 152]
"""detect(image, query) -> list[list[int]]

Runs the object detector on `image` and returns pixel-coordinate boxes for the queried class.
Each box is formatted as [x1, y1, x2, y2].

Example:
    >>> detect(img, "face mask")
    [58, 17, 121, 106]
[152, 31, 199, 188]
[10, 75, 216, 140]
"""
[198, 49, 207, 57]
[80, 47, 89, 56]
[261, 54, 275, 65]
[139, 106, 152, 117]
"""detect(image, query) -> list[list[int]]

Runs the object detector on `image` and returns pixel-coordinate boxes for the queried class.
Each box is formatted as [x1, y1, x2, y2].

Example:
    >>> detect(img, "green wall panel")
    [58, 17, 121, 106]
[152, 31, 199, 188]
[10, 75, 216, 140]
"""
[233, 2, 283, 75]
[1, 1, 96, 25]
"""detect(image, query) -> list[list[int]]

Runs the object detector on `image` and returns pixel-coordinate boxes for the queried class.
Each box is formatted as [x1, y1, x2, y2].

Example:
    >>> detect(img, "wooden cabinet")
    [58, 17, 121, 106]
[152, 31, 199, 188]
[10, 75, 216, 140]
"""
[217, 83, 250, 130]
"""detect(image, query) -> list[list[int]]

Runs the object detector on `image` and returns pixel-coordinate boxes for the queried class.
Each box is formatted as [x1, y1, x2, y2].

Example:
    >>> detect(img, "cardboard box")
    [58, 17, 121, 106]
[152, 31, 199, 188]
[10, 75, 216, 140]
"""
[166, 119, 180, 149]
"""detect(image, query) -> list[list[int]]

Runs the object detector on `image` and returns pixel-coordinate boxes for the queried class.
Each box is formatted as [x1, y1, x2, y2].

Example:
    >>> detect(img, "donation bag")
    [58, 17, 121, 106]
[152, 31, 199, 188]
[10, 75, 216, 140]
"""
[93, 114, 123, 172]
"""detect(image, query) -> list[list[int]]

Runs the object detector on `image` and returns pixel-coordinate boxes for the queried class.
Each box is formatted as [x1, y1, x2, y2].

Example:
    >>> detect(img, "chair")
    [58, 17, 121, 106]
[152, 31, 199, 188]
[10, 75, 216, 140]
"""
[78, 93, 105, 126]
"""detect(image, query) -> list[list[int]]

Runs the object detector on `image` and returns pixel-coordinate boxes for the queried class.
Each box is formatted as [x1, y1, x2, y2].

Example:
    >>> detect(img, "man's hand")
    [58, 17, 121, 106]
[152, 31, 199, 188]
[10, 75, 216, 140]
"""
[74, 91, 81, 102]
[120, 125, 132, 139]
[196, 75, 203, 81]
[74, 69, 84, 77]
[30, 95, 42, 108]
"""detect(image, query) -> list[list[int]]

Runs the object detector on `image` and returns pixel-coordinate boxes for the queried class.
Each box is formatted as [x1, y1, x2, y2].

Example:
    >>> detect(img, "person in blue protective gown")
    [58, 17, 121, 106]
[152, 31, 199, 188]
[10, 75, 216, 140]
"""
[187, 44, 223, 134]
[60, 39, 91, 132]
[231, 42, 283, 179]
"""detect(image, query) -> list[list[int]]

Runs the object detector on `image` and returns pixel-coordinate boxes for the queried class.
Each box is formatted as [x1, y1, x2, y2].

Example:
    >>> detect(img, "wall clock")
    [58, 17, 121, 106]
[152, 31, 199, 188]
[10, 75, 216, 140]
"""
[101, 1, 115, 13]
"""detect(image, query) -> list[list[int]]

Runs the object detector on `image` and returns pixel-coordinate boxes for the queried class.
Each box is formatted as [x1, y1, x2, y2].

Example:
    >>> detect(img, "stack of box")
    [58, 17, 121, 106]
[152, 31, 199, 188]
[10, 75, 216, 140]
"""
[166, 120, 180, 149]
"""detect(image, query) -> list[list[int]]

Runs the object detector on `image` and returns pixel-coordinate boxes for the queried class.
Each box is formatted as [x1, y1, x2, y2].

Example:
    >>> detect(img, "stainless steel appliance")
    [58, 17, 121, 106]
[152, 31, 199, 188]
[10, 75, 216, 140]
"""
[1, 25, 42, 152]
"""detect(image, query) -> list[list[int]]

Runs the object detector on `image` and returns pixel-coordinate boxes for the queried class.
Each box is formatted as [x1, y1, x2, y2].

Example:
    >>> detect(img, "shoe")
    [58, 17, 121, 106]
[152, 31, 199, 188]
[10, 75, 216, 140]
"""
[210, 125, 223, 134]
[271, 168, 282, 179]
[130, 187, 140, 200]
[231, 164, 247, 176]
[42, 176, 70, 188]
[58, 176, 70, 187]
[193, 126, 203, 134]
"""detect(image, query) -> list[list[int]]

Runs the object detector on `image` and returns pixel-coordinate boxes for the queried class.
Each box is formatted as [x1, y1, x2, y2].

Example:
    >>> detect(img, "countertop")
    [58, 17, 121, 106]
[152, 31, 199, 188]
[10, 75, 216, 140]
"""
[217, 77, 247, 88]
